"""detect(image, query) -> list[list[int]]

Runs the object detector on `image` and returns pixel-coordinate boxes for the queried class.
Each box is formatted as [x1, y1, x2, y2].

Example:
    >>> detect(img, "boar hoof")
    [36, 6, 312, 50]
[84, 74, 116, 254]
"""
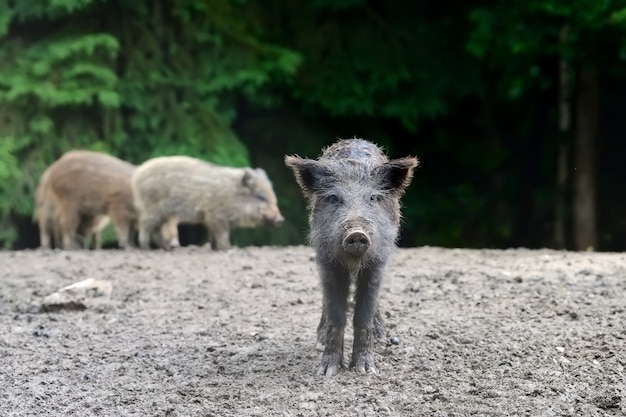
[318, 352, 343, 378]
[351, 352, 377, 374]
[342, 231, 370, 255]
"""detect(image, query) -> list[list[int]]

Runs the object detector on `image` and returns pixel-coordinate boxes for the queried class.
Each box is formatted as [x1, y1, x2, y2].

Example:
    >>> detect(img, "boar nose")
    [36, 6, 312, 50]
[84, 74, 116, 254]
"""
[342, 230, 370, 256]
[269, 212, 284, 227]
[168, 237, 180, 249]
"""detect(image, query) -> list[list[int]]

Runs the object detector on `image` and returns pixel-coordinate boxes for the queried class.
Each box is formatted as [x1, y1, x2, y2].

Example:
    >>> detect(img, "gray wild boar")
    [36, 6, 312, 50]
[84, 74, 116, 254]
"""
[285, 138, 418, 377]
[45, 150, 137, 249]
[131, 156, 284, 250]
[34, 166, 111, 249]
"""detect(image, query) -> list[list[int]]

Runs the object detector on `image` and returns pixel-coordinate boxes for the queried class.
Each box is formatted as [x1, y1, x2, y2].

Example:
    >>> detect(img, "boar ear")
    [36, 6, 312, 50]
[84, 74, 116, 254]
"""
[378, 157, 419, 195]
[284, 155, 331, 195]
[254, 167, 269, 180]
[242, 169, 256, 189]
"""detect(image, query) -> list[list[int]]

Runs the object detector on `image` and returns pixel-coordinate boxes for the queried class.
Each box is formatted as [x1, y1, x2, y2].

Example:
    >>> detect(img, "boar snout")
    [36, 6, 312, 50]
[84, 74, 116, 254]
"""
[266, 212, 284, 227]
[342, 230, 371, 256]
[167, 237, 180, 249]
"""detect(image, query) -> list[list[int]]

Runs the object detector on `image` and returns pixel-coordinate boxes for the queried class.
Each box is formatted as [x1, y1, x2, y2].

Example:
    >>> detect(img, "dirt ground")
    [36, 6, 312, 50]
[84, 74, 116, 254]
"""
[1, 245, 625, 417]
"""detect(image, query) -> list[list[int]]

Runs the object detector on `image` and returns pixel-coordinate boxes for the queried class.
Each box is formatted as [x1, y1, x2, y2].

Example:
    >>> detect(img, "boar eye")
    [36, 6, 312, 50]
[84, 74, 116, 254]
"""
[255, 194, 267, 202]
[326, 194, 340, 204]
[370, 194, 384, 203]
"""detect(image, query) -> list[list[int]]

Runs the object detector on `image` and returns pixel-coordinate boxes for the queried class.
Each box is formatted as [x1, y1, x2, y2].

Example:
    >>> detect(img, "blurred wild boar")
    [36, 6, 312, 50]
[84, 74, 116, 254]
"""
[285, 138, 418, 377]
[131, 155, 284, 250]
[34, 166, 111, 249]
[44, 150, 137, 249]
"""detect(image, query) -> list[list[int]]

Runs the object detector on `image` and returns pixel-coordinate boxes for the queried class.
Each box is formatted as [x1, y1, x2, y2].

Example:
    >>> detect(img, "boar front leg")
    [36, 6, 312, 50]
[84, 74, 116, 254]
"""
[113, 221, 131, 250]
[315, 311, 328, 351]
[207, 222, 231, 251]
[316, 296, 386, 350]
[317, 261, 350, 378]
[138, 222, 150, 249]
[350, 264, 385, 374]
[138, 216, 159, 249]
[373, 307, 386, 341]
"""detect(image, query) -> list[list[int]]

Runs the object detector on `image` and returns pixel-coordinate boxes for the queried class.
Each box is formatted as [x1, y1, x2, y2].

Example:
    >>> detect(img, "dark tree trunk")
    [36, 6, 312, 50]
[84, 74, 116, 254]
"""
[555, 25, 570, 249]
[573, 67, 599, 251]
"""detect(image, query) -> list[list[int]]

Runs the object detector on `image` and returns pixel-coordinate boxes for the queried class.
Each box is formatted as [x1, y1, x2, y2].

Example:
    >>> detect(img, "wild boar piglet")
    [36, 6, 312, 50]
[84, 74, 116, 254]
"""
[285, 138, 419, 377]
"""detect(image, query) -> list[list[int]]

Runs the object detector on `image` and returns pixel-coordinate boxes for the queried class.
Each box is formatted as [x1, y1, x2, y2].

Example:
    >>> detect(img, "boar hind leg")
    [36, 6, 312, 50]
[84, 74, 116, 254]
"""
[39, 231, 51, 249]
[113, 221, 131, 250]
[350, 266, 385, 374]
[51, 224, 62, 249]
[77, 217, 94, 249]
[38, 222, 51, 249]
[92, 231, 102, 250]
[317, 262, 350, 378]
[61, 230, 79, 250]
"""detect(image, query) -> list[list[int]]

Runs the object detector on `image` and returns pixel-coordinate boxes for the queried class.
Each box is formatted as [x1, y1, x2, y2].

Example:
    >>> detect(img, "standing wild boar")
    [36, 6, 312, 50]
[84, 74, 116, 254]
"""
[285, 138, 418, 377]
[131, 156, 284, 250]
[45, 150, 137, 249]
[34, 166, 111, 249]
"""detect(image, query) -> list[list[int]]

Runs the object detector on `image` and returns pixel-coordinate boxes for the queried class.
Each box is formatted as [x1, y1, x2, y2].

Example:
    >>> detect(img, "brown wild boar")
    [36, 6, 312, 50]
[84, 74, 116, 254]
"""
[45, 150, 137, 249]
[131, 156, 284, 250]
[34, 166, 111, 249]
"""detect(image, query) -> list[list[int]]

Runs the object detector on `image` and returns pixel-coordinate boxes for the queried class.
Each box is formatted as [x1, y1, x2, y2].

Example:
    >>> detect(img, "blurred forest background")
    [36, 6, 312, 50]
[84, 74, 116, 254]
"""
[1, 0, 626, 251]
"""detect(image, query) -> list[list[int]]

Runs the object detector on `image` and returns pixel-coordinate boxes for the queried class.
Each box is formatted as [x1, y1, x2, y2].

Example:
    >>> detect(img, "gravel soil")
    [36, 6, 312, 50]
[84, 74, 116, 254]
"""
[1, 245, 625, 416]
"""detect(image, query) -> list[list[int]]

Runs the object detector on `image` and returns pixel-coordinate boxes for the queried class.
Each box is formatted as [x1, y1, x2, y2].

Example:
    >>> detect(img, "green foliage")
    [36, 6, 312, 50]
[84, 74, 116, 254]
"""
[467, 0, 626, 99]
[2, 34, 119, 107]
[612, 6, 626, 23]
[0, 5, 122, 246]
[262, 1, 480, 132]
[0, 139, 22, 248]
[112, 0, 300, 168]
[2, 0, 626, 250]
[0, 0, 12, 39]
[310, 0, 364, 10]
[13, 0, 103, 20]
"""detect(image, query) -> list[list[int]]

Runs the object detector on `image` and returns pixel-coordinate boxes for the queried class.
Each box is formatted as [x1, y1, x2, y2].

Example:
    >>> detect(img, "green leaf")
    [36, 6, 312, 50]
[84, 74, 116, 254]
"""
[97, 91, 120, 108]
[28, 115, 54, 134]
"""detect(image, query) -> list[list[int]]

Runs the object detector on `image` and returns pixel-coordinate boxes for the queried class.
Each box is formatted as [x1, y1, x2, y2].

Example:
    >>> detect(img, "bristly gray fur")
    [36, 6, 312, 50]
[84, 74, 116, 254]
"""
[285, 137, 419, 377]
